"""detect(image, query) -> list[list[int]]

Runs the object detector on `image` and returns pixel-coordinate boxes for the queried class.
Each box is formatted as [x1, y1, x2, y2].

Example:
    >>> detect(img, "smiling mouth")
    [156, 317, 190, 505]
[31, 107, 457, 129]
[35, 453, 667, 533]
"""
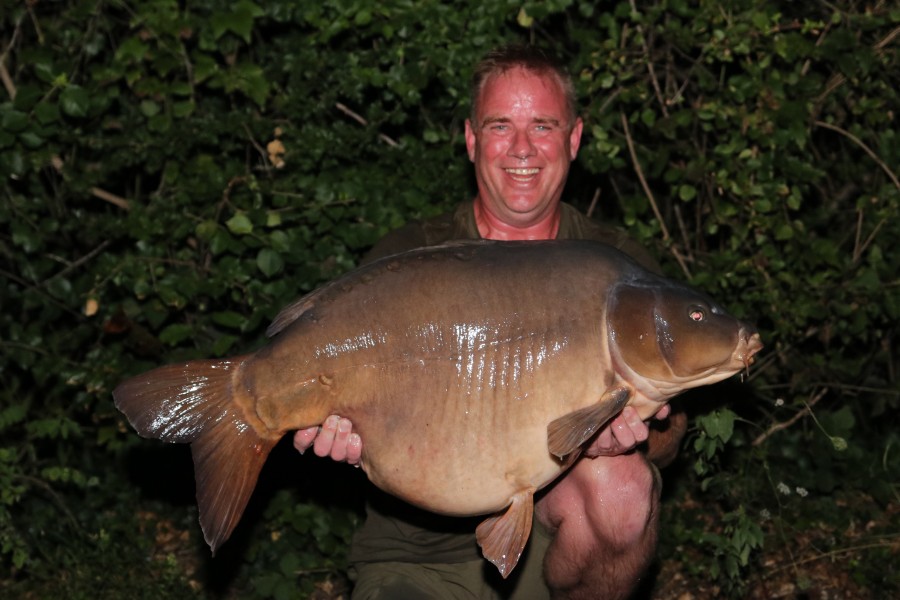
[505, 167, 539, 180]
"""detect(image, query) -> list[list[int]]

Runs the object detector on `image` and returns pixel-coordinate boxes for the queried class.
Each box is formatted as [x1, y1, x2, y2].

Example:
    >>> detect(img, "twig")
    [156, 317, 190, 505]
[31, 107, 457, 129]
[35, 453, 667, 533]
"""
[586, 187, 601, 218]
[25, 1, 44, 45]
[620, 112, 696, 279]
[0, 58, 14, 101]
[0, 267, 84, 320]
[628, 0, 668, 117]
[242, 122, 271, 172]
[41, 240, 112, 288]
[91, 187, 131, 211]
[814, 120, 900, 191]
[765, 538, 900, 576]
[619, 112, 669, 240]
[752, 388, 828, 447]
[853, 208, 887, 264]
[1, 13, 25, 100]
[16, 475, 82, 534]
[814, 25, 900, 115]
[335, 102, 399, 147]
[672, 203, 694, 262]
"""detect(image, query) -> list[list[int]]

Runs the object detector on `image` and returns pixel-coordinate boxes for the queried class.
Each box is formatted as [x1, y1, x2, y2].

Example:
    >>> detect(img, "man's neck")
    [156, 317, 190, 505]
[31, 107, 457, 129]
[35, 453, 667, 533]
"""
[473, 198, 561, 241]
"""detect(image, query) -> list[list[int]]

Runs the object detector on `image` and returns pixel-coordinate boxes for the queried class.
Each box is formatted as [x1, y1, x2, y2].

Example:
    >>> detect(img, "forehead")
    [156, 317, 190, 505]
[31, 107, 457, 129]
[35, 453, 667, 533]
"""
[476, 68, 569, 123]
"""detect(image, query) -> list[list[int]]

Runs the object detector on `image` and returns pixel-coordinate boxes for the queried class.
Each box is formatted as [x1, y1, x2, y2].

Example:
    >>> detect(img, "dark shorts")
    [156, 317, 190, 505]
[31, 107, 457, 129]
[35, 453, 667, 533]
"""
[349, 521, 553, 600]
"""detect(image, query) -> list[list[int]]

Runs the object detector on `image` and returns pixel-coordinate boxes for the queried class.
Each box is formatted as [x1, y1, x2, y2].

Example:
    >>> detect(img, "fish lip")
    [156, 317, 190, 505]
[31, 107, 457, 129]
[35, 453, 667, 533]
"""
[736, 330, 763, 374]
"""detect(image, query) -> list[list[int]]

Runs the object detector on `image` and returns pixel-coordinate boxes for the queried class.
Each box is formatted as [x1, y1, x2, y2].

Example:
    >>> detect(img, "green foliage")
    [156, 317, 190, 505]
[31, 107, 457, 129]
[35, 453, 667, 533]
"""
[243, 490, 358, 599]
[1, 0, 898, 597]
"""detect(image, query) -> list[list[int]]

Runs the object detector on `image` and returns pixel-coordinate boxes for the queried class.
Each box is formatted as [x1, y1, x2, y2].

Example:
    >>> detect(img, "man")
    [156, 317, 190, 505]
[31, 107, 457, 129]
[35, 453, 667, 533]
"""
[294, 45, 686, 599]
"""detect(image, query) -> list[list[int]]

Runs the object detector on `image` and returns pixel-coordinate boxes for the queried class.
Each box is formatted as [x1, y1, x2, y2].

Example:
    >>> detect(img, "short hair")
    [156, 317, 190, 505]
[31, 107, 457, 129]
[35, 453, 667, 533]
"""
[469, 44, 578, 126]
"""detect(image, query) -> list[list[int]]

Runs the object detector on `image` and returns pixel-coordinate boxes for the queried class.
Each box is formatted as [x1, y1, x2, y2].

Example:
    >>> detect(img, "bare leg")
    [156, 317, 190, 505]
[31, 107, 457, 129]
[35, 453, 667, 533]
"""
[535, 452, 661, 600]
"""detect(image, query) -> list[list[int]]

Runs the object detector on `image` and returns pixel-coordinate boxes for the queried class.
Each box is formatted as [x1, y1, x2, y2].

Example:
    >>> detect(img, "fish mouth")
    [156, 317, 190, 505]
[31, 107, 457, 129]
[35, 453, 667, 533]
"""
[736, 330, 763, 375]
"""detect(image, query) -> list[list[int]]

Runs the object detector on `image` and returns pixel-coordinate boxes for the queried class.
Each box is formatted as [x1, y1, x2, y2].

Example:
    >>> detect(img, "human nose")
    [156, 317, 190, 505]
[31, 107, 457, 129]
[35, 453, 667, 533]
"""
[507, 129, 536, 160]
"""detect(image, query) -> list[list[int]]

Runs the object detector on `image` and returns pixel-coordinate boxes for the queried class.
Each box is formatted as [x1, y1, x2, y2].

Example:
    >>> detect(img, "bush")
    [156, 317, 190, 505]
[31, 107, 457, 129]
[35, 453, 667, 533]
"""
[1, 0, 897, 597]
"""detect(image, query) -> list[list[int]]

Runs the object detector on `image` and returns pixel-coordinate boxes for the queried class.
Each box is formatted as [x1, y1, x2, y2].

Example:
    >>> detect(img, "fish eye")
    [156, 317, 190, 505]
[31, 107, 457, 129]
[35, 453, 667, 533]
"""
[689, 307, 706, 322]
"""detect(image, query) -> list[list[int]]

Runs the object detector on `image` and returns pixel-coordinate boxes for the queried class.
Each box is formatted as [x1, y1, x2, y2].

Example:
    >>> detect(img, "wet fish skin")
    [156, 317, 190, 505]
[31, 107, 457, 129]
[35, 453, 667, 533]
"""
[113, 239, 762, 577]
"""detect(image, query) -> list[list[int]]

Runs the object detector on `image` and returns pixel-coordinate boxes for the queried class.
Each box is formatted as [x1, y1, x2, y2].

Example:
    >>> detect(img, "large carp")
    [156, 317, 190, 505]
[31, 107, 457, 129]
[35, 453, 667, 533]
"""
[114, 239, 762, 577]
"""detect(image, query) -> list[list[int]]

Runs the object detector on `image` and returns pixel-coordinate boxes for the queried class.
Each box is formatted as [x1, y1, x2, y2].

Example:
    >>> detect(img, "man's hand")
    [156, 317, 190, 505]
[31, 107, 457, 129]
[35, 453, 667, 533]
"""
[645, 404, 687, 468]
[292, 415, 362, 465]
[583, 404, 671, 458]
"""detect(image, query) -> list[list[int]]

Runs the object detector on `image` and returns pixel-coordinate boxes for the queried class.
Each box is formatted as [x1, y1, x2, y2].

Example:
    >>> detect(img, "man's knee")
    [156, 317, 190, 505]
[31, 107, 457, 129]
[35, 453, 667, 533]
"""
[587, 453, 661, 550]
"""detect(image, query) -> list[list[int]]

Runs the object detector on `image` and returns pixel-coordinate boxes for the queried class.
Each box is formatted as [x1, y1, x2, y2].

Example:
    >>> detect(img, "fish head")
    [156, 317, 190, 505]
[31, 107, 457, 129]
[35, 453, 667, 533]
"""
[607, 278, 763, 402]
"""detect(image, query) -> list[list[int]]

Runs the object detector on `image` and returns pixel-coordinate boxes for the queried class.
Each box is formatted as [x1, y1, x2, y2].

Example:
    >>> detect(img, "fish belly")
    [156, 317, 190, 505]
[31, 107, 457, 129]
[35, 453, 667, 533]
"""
[248, 241, 626, 515]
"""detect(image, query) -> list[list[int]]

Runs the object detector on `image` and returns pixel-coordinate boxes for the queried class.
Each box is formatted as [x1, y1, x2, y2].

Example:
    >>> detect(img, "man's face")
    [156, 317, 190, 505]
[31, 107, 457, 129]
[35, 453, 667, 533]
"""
[465, 67, 583, 228]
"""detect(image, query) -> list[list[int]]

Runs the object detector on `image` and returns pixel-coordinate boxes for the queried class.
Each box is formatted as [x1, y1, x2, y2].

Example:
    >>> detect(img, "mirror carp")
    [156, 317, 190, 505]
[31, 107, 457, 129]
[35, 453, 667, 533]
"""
[114, 239, 762, 577]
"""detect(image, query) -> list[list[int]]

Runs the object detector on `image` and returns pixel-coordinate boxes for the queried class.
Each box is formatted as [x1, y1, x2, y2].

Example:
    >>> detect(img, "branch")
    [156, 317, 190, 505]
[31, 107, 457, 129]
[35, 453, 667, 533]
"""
[1, 13, 25, 100]
[242, 122, 272, 172]
[628, 0, 668, 117]
[765, 538, 900, 576]
[41, 240, 112, 288]
[853, 208, 886, 264]
[814, 25, 900, 114]
[48, 155, 132, 210]
[91, 187, 131, 211]
[620, 112, 695, 279]
[586, 187, 601, 219]
[813, 120, 900, 191]
[620, 112, 669, 240]
[335, 102, 399, 147]
[752, 388, 828, 447]
[0, 59, 14, 101]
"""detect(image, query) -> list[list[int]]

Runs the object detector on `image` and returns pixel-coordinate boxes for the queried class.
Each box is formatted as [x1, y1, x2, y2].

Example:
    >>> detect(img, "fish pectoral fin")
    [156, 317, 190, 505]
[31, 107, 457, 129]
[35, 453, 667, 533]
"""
[547, 386, 632, 459]
[475, 489, 535, 579]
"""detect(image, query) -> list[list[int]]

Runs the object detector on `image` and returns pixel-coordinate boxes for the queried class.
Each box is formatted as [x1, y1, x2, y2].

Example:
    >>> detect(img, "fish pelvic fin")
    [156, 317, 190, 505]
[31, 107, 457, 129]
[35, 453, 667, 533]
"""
[547, 387, 632, 459]
[113, 357, 279, 554]
[476, 488, 535, 579]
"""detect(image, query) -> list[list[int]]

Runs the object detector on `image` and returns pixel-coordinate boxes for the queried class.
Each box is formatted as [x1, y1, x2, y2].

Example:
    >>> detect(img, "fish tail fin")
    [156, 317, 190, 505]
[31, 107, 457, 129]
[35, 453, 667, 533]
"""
[113, 356, 278, 554]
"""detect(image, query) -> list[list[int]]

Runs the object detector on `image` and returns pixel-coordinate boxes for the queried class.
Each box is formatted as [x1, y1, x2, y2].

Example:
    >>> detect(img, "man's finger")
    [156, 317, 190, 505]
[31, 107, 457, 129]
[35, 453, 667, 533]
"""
[293, 426, 319, 453]
[328, 418, 353, 462]
[313, 415, 340, 457]
[346, 433, 363, 466]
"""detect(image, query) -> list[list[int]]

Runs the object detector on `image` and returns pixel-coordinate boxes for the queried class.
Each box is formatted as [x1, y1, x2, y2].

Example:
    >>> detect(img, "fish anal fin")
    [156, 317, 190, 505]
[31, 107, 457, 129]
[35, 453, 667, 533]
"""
[547, 387, 632, 459]
[193, 419, 278, 554]
[476, 488, 535, 579]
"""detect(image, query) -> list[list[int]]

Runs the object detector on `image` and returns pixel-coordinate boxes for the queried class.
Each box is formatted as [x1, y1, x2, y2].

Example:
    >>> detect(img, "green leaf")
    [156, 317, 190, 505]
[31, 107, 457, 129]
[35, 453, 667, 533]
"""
[257, 248, 284, 277]
[226, 213, 254, 235]
[678, 184, 697, 201]
[196, 220, 219, 241]
[139, 100, 160, 117]
[212, 311, 246, 329]
[158, 323, 194, 346]
[34, 102, 61, 125]
[211, 1, 264, 42]
[1, 110, 29, 132]
[59, 85, 91, 117]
